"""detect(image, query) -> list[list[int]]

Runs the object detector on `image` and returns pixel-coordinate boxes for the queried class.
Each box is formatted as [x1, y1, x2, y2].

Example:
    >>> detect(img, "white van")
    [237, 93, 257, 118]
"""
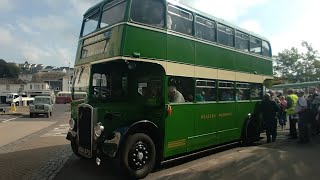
[6, 93, 34, 105]
[6, 93, 19, 104]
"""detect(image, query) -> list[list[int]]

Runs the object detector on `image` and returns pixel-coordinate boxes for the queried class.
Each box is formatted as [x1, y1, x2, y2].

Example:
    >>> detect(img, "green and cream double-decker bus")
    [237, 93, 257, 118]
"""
[66, 0, 273, 178]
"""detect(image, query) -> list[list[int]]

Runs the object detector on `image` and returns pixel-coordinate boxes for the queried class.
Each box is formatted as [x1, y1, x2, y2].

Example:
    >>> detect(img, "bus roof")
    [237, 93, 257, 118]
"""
[84, 0, 269, 42]
[272, 81, 320, 89]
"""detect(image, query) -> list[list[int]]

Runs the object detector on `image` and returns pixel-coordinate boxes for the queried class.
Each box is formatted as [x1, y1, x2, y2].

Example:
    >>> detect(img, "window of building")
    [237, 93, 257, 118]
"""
[30, 85, 32, 90]
[34, 85, 40, 90]
[218, 81, 235, 101]
[262, 40, 272, 57]
[250, 36, 262, 55]
[195, 80, 216, 102]
[251, 83, 263, 100]
[235, 31, 249, 52]
[217, 24, 234, 47]
[6, 85, 10, 90]
[131, 0, 165, 28]
[41, 85, 44, 89]
[168, 5, 193, 35]
[195, 16, 216, 42]
[20, 85, 24, 91]
[82, 9, 100, 36]
[168, 76, 194, 103]
[236, 83, 250, 101]
[101, 1, 127, 28]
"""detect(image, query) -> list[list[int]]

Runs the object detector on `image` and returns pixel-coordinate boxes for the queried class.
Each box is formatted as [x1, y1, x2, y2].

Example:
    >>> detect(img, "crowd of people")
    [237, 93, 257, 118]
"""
[261, 89, 320, 144]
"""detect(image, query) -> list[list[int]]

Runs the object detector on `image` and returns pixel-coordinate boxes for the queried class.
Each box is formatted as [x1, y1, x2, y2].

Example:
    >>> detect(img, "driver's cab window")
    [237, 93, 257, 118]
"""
[92, 72, 128, 101]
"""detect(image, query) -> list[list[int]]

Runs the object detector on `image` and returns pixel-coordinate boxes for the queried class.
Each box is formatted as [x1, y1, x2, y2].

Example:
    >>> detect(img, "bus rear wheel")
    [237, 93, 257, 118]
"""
[120, 133, 156, 179]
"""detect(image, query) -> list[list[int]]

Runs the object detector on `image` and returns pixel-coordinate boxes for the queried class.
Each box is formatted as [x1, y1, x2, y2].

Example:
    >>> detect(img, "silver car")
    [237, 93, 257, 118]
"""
[29, 96, 54, 118]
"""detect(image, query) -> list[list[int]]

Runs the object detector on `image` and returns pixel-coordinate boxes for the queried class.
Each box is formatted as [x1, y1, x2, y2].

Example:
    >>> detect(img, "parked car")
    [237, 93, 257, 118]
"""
[29, 96, 54, 118]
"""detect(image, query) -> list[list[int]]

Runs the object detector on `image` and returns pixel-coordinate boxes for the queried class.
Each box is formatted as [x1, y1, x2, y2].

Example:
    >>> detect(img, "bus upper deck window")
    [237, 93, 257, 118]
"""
[262, 40, 272, 57]
[130, 0, 165, 28]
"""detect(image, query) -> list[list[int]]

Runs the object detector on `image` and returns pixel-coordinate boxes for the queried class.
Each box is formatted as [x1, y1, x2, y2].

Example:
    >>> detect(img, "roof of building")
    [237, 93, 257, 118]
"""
[31, 72, 67, 83]
[0, 78, 27, 84]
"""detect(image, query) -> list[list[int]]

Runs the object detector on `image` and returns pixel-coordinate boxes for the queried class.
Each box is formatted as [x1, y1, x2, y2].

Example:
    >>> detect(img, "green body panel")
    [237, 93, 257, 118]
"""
[195, 42, 235, 70]
[75, 26, 124, 66]
[123, 26, 167, 60]
[167, 35, 195, 65]
[164, 101, 258, 158]
[122, 25, 272, 76]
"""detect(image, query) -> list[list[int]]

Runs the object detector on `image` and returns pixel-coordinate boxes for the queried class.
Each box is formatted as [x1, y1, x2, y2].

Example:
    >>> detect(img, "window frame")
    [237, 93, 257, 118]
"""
[217, 23, 235, 47]
[236, 82, 250, 101]
[100, 0, 127, 29]
[81, 8, 101, 37]
[195, 79, 217, 102]
[218, 81, 235, 102]
[262, 40, 272, 57]
[235, 30, 249, 52]
[130, 0, 166, 28]
[194, 15, 216, 43]
[249, 36, 262, 55]
[167, 4, 194, 36]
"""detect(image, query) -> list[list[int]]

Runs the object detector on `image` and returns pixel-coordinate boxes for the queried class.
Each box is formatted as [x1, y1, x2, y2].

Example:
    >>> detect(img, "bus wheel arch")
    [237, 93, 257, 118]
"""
[241, 113, 261, 145]
[120, 121, 161, 179]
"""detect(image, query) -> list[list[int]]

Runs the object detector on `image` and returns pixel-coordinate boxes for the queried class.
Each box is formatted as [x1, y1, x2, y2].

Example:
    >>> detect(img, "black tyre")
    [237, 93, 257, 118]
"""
[120, 133, 156, 179]
[241, 117, 261, 145]
[50, 112, 52, 116]
[30, 113, 33, 118]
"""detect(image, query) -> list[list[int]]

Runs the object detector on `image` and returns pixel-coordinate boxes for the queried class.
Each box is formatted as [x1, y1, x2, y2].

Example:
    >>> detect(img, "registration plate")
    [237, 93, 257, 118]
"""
[79, 147, 92, 157]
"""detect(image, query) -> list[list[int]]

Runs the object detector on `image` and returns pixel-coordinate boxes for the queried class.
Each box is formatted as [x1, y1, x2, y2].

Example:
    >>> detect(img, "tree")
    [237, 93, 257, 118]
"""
[273, 41, 320, 83]
[0, 59, 21, 78]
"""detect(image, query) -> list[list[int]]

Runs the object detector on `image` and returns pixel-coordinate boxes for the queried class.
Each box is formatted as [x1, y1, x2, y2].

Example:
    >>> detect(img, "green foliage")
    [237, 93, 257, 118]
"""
[0, 59, 21, 77]
[273, 41, 320, 83]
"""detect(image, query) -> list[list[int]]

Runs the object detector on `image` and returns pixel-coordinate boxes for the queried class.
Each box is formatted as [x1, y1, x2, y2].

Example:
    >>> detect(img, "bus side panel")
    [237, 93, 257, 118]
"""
[253, 58, 273, 76]
[123, 25, 167, 60]
[214, 103, 238, 143]
[164, 104, 195, 158]
[195, 42, 235, 71]
[167, 34, 195, 65]
[187, 103, 219, 152]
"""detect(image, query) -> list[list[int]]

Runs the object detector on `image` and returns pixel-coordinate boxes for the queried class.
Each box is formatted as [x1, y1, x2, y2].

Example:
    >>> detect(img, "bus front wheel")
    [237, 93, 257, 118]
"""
[120, 133, 156, 179]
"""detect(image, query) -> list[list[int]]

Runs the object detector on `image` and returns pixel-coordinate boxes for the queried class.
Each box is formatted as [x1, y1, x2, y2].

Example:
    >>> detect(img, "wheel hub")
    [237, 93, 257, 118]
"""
[129, 141, 150, 170]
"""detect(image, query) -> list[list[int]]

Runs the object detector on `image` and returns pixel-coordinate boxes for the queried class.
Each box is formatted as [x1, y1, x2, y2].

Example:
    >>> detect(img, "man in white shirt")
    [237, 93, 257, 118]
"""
[295, 90, 310, 143]
[168, 86, 185, 103]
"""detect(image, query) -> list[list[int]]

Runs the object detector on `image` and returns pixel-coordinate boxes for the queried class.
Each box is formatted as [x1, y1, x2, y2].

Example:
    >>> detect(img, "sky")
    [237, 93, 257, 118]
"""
[0, 0, 319, 67]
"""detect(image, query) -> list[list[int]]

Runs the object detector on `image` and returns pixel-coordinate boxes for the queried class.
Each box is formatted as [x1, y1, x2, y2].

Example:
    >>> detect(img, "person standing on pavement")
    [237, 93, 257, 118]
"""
[260, 93, 280, 143]
[286, 89, 299, 139]
[295, 90, 310, 144]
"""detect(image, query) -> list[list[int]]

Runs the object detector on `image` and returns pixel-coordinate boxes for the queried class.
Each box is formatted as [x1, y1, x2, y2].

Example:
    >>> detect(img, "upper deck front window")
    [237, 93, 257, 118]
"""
[82, 9, 100, 36]
[100, 1, 127, 28]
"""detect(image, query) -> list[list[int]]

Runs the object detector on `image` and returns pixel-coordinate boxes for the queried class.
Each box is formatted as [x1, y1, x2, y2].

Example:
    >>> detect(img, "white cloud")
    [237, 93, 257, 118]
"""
[179, 0, 268, 21]
[239, 20, 262, 34]
[0, 26, 15, 45]
[17, 22, 37, 34]
[0, 0, 14, 12]
[270, 0, 320, 55]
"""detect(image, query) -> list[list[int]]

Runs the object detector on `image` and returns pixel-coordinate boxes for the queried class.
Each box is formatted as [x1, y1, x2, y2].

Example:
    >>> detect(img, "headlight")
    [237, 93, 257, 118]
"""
[69, 118, 75, 129]
[94, 122, 105, 137]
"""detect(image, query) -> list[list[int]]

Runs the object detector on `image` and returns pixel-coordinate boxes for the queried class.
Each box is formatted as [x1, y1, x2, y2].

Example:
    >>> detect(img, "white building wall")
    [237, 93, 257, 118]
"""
[0, 84, 26, 96]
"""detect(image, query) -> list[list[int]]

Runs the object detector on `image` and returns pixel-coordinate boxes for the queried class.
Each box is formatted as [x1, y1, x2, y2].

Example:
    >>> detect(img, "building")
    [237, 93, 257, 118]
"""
[0, 78, 27, 103]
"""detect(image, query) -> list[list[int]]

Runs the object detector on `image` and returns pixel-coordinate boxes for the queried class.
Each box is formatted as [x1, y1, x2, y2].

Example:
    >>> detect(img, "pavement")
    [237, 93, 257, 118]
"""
[52, 125, 320, 180]
[0, 104, 70, 180]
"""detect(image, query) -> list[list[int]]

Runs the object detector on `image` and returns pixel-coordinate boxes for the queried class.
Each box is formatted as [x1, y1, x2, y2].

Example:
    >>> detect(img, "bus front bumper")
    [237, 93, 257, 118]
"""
[66, 129, 121, 159]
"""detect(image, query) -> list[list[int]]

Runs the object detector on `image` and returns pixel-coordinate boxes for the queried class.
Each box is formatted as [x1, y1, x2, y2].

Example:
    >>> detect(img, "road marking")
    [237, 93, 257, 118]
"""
[1, 116, 22, 123]
[41, 124, 69, 137]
